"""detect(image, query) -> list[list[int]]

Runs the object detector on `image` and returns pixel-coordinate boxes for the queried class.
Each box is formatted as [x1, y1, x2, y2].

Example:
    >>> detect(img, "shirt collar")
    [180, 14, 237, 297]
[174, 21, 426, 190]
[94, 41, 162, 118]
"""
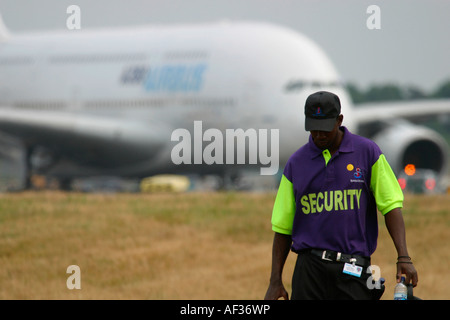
[308, 126, 354, 159]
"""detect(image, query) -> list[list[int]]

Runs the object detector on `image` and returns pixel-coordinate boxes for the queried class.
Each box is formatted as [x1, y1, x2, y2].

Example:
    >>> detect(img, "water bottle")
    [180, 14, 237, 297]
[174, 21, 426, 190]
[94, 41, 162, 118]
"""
[394, 276, 408, 300]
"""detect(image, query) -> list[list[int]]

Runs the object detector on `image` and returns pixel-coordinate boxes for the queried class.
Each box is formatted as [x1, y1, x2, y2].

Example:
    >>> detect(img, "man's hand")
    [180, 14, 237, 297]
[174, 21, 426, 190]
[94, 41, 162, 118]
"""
[264, 280, 289, 300]
[384, 208, 418, 287]
[397, 258, 418, 287]
[265, 232, 292, 300]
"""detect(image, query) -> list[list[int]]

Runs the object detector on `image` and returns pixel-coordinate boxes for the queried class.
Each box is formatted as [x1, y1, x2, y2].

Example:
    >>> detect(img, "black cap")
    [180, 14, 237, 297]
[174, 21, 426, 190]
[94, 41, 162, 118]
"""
[304, 91, 341, 132]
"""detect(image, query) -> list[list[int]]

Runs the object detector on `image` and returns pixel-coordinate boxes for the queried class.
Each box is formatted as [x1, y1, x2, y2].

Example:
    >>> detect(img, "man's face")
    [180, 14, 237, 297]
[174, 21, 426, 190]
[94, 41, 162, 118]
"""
[310, 115, 343, 151]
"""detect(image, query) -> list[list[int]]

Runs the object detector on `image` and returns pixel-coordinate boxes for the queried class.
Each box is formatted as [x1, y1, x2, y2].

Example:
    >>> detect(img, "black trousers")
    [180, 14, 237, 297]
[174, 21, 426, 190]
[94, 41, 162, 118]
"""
[291, 251, 381, 300]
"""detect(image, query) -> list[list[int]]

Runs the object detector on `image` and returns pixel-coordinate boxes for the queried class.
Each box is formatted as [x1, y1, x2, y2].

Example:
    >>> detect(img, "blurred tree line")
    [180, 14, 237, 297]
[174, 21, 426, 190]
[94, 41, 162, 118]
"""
[346, 79, 450, 104]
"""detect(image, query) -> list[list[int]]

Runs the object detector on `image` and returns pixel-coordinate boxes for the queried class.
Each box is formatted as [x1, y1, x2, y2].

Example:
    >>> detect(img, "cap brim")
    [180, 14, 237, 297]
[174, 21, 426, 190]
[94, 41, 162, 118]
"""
[305, 117, 336, 132]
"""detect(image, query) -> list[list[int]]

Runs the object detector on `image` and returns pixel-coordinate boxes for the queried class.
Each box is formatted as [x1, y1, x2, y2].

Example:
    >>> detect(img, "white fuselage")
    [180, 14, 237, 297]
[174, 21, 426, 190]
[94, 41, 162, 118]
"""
[0, 22, 355, 178]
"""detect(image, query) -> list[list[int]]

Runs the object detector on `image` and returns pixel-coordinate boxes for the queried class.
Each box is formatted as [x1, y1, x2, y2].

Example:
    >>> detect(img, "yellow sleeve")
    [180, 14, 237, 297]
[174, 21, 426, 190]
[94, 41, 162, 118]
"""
[370, 154, 404, 215]
[271, 174, 296, 235]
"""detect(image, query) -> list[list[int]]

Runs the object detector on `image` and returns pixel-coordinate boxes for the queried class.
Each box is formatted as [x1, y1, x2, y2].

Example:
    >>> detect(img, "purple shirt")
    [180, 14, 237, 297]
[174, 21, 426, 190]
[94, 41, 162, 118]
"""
[271, 126, 403, 256]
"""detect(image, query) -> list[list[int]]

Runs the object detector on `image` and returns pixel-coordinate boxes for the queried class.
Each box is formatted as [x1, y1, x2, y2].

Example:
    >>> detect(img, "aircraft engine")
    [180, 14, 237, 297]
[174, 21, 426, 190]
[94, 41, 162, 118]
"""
[371, 120, 449, 180]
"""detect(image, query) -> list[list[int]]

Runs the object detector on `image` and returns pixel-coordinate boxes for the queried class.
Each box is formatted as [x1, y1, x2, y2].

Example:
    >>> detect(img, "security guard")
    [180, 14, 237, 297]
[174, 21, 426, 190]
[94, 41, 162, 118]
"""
[264, 91, 418, 300]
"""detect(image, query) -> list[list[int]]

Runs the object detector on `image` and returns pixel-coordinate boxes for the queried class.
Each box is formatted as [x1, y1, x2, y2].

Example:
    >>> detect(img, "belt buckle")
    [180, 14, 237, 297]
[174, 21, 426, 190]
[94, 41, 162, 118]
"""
[321, 250, 333, 261]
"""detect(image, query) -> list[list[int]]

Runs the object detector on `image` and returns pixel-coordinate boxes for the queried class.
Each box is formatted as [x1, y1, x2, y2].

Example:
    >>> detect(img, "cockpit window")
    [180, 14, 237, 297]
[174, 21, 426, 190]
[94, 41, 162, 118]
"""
[284, 80, 342, 92]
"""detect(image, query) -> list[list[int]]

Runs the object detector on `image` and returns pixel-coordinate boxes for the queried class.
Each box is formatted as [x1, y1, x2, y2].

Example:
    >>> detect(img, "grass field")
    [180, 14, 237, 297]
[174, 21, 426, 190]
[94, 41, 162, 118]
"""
[0, 191, 448, 300]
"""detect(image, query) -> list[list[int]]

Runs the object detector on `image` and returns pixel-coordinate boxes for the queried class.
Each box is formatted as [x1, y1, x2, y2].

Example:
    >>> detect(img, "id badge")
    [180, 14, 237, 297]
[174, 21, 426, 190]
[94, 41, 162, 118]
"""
[342, 263, 363, 277]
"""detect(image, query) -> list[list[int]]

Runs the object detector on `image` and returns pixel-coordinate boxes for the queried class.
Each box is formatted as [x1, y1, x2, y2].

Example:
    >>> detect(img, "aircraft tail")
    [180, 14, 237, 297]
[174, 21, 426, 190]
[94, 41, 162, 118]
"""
[0, 14, 10, 41]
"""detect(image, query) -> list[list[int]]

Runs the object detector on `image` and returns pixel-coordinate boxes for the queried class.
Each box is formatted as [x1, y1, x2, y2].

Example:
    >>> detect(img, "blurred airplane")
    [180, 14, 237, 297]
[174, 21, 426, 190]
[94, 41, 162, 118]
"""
[0, 15, 448, 190]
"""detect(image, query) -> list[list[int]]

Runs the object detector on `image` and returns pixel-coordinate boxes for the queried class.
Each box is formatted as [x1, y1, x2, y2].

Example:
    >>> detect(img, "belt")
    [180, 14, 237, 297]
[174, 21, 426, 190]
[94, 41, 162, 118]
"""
[309, 249, 371, 267]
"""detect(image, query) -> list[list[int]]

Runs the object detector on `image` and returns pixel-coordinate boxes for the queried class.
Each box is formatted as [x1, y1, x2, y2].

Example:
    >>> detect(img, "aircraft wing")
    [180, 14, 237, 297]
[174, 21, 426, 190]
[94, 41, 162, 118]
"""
[353, 99, 450, 125]
[0, 107, 169, 170]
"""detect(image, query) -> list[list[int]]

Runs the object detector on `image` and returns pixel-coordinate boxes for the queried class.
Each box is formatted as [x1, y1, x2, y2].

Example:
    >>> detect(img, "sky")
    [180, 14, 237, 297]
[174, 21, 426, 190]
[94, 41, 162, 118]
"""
[0, 0, 449, 92]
